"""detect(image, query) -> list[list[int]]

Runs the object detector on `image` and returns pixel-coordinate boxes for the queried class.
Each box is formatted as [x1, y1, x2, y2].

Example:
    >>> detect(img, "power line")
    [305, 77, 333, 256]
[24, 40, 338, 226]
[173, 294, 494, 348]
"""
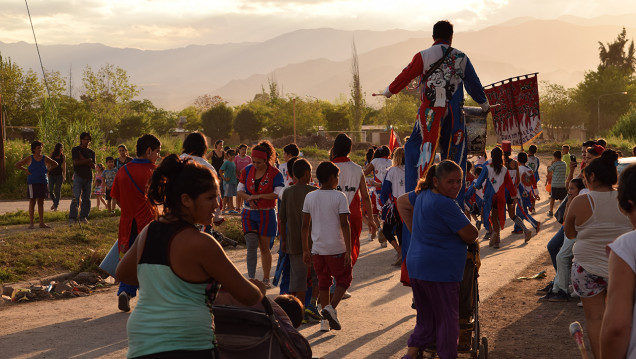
[24, 0, 51, 98]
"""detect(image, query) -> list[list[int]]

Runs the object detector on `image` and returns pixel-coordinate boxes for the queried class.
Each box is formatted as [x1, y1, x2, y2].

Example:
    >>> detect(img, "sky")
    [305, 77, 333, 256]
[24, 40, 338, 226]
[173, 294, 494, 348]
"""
[2, 0, 636, 50]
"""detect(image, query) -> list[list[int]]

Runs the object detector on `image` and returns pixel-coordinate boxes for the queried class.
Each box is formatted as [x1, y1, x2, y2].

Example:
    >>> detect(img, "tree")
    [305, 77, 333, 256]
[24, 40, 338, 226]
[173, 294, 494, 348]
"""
[179, 106, 201, 131]
[201, 104, 233, 140]
[323, 102, 351, 132]
[234, 107, 264, 141]
[80, 63, 140, 138]
[373, 92, 418, 133]
[539, 82, 587, 140]
[192, 94, 226, 114]
[0, 54, 44, 126]
[598, 27, 636, 74]
[349, 40, 365, 138]
[611, 106, 636, 141]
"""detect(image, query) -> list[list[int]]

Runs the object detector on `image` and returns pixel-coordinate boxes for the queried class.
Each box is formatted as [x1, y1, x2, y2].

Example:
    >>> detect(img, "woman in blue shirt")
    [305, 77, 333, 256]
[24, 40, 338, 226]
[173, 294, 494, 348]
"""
[397, 160, 478, 359]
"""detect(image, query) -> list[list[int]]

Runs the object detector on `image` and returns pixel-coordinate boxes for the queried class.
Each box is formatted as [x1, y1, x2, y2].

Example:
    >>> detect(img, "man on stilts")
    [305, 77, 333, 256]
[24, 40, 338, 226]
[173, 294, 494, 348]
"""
[379, 20, 489, 285]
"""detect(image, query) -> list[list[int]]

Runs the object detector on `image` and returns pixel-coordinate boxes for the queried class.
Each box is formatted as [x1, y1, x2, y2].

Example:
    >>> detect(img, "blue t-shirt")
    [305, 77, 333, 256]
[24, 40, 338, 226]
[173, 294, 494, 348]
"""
[406, 190, 471, 282]
[219, 160, 238, 185]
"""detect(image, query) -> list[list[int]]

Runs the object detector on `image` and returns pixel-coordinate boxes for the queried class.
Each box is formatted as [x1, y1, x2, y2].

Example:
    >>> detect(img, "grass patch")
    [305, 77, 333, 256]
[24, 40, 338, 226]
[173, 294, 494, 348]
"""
[0, 208, 121, 226]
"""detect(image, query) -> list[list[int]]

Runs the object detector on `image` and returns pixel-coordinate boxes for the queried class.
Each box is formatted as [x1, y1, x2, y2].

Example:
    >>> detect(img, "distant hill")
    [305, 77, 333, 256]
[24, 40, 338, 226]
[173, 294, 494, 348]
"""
[1, 16, 635, 109]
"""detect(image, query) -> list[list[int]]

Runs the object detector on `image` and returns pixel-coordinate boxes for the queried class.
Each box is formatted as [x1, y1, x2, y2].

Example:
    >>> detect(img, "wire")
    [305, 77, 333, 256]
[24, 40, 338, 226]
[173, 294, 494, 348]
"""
[24, 0, 51, 98]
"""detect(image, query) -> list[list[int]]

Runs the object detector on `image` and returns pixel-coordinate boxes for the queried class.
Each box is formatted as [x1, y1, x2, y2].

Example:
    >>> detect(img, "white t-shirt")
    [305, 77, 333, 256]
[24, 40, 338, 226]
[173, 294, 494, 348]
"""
[335, 161, 363, 206]
[370, 158, 392, 184]
[179, 154, 217, 176]
[383, 166, 405, 199]
[279, 162, 293, 187]
[302, 190, 350, 255]
[608, 230, 636, 359]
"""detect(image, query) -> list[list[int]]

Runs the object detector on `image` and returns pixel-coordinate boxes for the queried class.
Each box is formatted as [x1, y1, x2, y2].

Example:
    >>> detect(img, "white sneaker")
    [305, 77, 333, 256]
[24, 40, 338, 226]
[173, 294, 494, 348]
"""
[367, 233, 374, 242]
[342, 290, 352, 299]
[320, 319, 330, 332]
[380, 242, 388, 248]
[321, 304, 341, 330]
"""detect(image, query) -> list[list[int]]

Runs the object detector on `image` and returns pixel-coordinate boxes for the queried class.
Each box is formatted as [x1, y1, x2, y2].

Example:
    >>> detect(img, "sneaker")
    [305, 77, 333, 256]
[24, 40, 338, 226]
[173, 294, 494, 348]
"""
[411, 298, 416, 310]
[320, 319, 330, 332]
[476, 220, 482, 231]
[305, 304, 322, 320]
[118, 292, 131, 312]
[321, 304, 341, 330]
[536, 281, 554, 294]
[342, 290, 352, 299]
[538, 291, 557, 301]
[262, 278, 272, 289]
[535, 222, 541, 234]
[392, 254, 402, 267]
[380, 241, 388, 248]
[548, 290, 570, 302]
[547, 211, 554, 217]
[367, 233, 374, 242]
[524, 230, 532, 243]
[512, 230, 524, 234]
[301, 313, 309, 325]
[577, 301, 583, 307]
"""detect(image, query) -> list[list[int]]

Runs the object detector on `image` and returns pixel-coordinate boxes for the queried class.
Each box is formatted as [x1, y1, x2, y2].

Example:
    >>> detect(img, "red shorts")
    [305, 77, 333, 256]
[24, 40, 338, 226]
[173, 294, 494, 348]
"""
[312, 253, 352, 291]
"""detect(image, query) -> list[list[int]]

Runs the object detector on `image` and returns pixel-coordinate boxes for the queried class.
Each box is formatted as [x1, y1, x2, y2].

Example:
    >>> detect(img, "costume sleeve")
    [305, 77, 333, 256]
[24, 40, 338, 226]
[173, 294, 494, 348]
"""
[239, 166, 248, 184]
[387, 53, 424, 95]
[463, 57, 489, 111]
[504, 171, 517, 197]
[474, 165, 489, 189]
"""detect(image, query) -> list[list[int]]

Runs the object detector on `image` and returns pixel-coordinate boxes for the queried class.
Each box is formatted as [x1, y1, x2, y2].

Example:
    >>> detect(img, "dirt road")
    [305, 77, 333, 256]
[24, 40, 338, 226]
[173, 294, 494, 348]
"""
[0, 166, 560, 358]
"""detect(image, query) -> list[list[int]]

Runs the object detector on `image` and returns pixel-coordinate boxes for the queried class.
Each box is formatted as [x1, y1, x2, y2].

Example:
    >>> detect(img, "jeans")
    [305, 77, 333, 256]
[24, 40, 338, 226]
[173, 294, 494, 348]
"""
[48, 174, 63, 208]
[547, 226, 565, 271]
[69, 175, 92, 220]
[552, 235, 575, 293]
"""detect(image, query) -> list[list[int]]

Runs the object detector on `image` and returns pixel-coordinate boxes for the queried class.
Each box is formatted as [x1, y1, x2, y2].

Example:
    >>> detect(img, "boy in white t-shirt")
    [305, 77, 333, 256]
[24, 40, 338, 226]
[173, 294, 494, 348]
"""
[302, 161, 352, 332]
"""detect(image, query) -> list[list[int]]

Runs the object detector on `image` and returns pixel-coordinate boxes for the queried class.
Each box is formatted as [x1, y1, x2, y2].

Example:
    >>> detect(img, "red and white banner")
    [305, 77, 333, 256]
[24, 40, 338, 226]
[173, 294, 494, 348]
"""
[389, 127, 401, 153]
[484, 74, 542, 145]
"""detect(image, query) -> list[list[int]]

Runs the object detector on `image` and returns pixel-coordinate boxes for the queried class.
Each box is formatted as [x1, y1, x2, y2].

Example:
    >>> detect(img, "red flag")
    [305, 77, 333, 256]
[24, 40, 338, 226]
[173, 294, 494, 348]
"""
[389, 128, 401, 153]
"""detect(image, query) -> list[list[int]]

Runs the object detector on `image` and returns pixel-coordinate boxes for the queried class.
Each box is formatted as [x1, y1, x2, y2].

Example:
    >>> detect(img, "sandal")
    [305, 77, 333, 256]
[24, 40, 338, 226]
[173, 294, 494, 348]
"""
[262, 278, 272, 289]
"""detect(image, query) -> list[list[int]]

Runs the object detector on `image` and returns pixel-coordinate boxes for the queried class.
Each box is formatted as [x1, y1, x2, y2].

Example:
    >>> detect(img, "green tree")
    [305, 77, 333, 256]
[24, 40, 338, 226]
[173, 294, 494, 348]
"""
[540, 82, 587, 140]
[0, 54, 44, 126]
[611, 106, 636, 141]
[201, 104, 233, 140]
[80, 63, 140, 139]
[234, 107, 264, 141]
[179, 106, 201, 131]
[323, 102, 351, 132]
[598, 27, 636, 74]
[374, 92, 418, 133]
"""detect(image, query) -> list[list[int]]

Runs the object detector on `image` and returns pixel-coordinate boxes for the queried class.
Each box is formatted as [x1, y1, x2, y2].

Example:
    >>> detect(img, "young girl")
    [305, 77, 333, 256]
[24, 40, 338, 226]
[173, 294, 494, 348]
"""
[93, 163, 107, 210]
[380, 147, 406, 266]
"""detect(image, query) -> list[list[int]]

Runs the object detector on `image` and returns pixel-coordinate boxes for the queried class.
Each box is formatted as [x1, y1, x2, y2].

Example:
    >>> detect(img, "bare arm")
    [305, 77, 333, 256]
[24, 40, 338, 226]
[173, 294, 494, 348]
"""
[116, 236, 142, 285]
[44, 156, 58, 170]
[397, 192, 414, 232]
[457, 223, 479, 244]
[14, 156, 32, 175]
[358, 175, 376, 233]
[563, 195, 582, 239]
[363, 163, 374, 176]
[600, 251, 635, 359]
[340, 213, 352, 266]
[301, 213, 312, 265]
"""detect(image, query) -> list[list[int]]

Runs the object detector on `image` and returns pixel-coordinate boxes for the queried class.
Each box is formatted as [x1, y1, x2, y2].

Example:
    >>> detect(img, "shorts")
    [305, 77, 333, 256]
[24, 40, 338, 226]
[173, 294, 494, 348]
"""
[105, 188, 112, 201]
[370, 191, 380, 215]
[224, 183, 238, 197]
[570, 262, 607, 298]
[289, 253, 311, 293]
[551, 187, 567, 201]
[27, 183, 49, 199]
[312, 253, 352, 291]
[241, 208, 278, 237]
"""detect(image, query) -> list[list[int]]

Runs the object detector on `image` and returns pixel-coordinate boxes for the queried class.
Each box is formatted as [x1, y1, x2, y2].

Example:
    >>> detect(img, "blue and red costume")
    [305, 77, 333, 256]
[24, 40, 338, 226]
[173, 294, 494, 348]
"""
[239, 164, 284, 237]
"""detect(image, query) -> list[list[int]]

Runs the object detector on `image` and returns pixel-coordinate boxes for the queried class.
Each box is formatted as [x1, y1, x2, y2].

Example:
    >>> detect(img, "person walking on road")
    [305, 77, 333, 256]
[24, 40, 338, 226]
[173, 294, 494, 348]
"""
[69, 132, 95, 225]
[15, 141, 58, 229]
[111, 134, 161, 312]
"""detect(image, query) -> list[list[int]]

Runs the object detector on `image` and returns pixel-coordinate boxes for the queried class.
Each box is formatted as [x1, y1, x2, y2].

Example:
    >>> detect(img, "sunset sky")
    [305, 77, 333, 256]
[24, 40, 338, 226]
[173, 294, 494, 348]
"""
[3, 0, 636, 49]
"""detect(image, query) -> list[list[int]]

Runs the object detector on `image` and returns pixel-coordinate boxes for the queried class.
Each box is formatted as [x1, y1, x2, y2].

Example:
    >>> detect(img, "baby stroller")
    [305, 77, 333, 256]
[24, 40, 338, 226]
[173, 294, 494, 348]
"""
[423, 244, 488, 359]
[212, 297, 311, 359]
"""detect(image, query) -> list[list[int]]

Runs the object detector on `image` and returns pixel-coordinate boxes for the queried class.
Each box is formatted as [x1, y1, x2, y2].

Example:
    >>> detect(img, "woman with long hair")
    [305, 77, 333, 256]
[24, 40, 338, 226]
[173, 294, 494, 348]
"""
[117, 155, 262, 358]
[48, 143, 66, 211]
[397, 160, 478, 359]
[565, 149, 631, 359]
[237, 140, 284, 288]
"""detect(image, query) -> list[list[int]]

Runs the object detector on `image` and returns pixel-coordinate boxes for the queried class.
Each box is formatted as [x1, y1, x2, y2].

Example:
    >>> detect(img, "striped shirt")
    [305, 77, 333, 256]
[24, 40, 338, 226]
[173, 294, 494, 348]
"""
[548, 161, 567, 188]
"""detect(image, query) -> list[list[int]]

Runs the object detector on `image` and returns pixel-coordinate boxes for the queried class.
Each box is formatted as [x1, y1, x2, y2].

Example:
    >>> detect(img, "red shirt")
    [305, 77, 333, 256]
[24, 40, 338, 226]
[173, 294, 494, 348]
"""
[110, 159, 157, 253]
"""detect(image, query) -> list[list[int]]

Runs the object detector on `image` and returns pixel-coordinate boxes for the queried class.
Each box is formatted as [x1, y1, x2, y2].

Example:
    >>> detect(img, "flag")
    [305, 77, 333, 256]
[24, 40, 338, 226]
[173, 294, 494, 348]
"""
[389, 127, 401, 153]
[484, 74, 543, 145]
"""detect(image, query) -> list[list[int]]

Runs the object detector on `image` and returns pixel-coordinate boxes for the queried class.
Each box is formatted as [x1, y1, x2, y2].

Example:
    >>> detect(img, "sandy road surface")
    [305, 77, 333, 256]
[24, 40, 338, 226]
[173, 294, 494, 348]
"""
[0, 167, 560, 358]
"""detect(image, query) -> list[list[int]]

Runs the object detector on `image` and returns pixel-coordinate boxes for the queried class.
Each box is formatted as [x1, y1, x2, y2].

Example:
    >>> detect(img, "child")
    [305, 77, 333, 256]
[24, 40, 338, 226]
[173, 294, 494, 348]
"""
[279, 143, 300, 187]
[279, 158, 320, 321]
[220, 149, 238, 214]
[234, 144, 251, 211]
[102, 157, 118, 212]
[547, 150, 567, 217]
[93, 163, 107, 210]
[515, 152, 541, 233]
[302, 161, 352, 332]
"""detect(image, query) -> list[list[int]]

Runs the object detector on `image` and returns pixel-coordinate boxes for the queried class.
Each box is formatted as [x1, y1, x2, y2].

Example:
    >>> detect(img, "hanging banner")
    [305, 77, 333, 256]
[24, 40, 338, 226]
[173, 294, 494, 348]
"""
[484, 74, 542, 145]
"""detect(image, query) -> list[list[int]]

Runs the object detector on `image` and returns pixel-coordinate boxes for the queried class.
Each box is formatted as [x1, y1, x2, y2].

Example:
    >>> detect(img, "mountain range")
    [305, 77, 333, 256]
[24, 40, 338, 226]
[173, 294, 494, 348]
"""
[1, 15, 635, 110]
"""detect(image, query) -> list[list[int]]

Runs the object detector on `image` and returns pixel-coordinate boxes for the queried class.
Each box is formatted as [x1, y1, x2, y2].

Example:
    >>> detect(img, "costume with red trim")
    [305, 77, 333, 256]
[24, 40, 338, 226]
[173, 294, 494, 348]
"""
[333, 156, 364, 266]
[239, 164, 284, 236]
[473, 163, 517, 231]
